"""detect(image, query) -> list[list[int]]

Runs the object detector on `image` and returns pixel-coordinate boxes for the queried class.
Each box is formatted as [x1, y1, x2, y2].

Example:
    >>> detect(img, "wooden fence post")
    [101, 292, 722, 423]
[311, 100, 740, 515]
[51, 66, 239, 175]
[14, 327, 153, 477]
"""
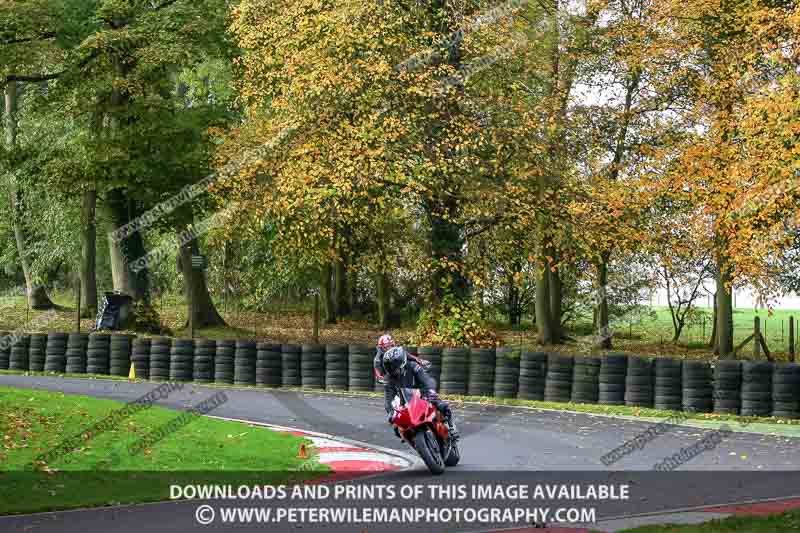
[790, 316, 795, 362]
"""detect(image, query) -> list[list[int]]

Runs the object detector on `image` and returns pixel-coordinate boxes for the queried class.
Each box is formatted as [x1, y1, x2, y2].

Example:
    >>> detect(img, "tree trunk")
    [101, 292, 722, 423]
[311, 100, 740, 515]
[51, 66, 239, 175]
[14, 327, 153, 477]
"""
[716, 259, 734, 358]
[80, 189, 98, 317]
[104, 189, 150, 301]
[334, 255, 349, 317]
[672, 322, 685, 343]
[594, 254, 612, 349]
[375, 271, 389, 330]
[709, 291, 718, 351]
[665, 266, 681, 343]
[5, 80, 54, 310]
[321, 263, 336, 324]
[427, 194, 468, 305]
[535, 259, 554, 344]
[348, 266, 357, 312]
[549, 260, 563, 342]
[507, 273, 520, 327]
[178, 233, 226, 329]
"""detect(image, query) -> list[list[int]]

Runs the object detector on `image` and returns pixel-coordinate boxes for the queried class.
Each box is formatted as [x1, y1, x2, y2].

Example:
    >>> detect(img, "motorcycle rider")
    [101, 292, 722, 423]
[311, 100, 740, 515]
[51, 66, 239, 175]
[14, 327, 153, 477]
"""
[382, 346, 459, 440]
[373, 334, 430, 383]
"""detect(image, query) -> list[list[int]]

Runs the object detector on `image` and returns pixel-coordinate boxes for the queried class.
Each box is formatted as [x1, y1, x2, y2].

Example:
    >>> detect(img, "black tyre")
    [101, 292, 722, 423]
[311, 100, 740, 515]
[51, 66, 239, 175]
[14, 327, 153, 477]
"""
[414, 428, 445, 475]
[444, 439, 461, 467]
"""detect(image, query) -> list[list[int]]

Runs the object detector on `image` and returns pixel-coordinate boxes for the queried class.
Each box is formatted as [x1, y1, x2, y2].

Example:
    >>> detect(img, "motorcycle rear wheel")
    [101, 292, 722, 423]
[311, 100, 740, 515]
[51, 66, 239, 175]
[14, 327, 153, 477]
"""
[414, 428, 445, 475]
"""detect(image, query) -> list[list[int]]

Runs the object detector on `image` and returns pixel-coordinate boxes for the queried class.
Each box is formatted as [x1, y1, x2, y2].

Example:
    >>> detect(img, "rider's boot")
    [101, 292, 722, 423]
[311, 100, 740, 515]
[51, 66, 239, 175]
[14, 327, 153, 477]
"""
[444, 412, 460, 441]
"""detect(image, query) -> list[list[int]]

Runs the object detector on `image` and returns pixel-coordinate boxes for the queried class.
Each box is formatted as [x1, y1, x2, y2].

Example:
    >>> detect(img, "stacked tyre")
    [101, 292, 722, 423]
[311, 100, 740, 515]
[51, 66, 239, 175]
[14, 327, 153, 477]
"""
[418, 347, 442, 386]
[44, 332, 68, 373]
[28, 333, 47, 372]
[256, 342, 282, 387]
[170, 339, 195, 382]
[571, 357, 600, 404]
[325, 344, 348, 390]
[625, 357, 654, 407]
[86, 334, 110, 375]
[740, 361, 772, 417]
[234, 340, 257, 386]
[9, 335, 28, 371]
[544, 354, 573, 403]
[494, 348, 519, 399]
[347, 344, 373, 391]
[65, 333, 88, 374]
[193, 339, 216, 383]
[149, 337, 172, 381]
[109, 334, 133, 376]
[599, 354, 627, 405]
[440, 348, 469, 395]
[682, 360, 713, 413]
[713, 360, 741, 414]
[301, 344, 325, 389]
[0, 332, 10, 370]
[214, 339, 235, 384]
[282, 344, 302, 388]
[468, 348, 495, 397]
[654, 358, 683, 411]
[772, 363, 800, 419]
[518, 351, 547, 401]
[131, 338, 151, 380]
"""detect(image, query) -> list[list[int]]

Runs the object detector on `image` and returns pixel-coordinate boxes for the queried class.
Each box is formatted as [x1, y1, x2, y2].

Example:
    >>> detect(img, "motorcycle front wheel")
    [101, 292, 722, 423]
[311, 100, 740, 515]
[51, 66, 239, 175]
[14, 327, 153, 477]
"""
[414, 428, 445, 475]
[444, 439, 461, 467]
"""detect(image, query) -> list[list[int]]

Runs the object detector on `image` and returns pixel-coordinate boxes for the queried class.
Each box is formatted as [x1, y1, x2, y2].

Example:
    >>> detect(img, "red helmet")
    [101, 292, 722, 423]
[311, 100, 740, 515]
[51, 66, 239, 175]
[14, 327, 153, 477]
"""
[378, 334, 395, 351]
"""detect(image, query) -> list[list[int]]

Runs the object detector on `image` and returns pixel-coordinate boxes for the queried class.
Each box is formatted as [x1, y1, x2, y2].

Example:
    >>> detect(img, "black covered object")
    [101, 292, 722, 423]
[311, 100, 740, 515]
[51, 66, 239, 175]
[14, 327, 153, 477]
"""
[94, 292, 134, 331]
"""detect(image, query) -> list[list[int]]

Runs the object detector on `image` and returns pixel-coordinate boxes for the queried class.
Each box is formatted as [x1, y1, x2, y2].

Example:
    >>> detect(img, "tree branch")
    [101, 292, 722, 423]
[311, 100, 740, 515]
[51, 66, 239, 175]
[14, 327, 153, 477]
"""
[464, 213, 508, 239]
[1, 32, 56, 45]
[4, 72, 63, 84]
[154, 0, 182, 11]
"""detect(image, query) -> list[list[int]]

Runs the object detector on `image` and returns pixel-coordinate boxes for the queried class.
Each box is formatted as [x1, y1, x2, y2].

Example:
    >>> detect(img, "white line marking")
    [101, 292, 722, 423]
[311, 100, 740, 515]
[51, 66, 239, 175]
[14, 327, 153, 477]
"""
[306, 436, 364, 449]
[206, 415, 417, 467]
[317, 451, 410, 468]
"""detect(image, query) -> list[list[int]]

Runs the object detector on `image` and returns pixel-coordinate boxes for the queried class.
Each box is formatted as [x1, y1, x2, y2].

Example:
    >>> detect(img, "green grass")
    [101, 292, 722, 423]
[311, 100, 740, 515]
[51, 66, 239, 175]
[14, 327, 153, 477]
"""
[615, 509, 800, 532]
[0, 385, 328, 515]
[631, 307, 799, 355]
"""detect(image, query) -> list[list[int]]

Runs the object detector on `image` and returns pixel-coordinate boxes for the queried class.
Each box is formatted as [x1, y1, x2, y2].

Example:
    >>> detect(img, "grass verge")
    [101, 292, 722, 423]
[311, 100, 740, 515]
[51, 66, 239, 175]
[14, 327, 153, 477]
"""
[615, 509, 800, 531]
[0, 385, 328, 515]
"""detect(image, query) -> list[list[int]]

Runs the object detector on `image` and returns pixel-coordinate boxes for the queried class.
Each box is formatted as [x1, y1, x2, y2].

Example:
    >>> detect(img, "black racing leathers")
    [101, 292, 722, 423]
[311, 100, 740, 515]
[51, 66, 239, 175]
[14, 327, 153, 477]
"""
[384, 361, 451, 420]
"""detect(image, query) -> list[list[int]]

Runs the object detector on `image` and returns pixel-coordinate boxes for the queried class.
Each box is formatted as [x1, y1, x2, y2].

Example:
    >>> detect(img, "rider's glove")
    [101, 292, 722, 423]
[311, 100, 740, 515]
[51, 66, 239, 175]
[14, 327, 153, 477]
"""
[387, 413, 395, 424]
[425, 390, 439, 402]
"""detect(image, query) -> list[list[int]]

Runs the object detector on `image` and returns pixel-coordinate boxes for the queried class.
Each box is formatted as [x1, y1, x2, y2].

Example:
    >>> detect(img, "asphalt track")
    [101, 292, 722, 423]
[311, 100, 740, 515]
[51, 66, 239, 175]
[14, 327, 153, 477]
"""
[2, 375, 800, 532]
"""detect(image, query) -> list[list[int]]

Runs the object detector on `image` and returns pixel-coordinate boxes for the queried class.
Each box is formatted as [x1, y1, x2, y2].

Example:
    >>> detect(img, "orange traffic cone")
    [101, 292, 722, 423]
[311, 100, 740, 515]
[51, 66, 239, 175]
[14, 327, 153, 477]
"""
[297, 444, 308, 459]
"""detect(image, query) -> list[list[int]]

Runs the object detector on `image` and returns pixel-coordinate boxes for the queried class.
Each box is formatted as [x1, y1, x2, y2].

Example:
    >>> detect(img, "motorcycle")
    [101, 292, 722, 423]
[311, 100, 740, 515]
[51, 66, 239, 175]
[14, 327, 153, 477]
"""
[391, 387, 461, 475]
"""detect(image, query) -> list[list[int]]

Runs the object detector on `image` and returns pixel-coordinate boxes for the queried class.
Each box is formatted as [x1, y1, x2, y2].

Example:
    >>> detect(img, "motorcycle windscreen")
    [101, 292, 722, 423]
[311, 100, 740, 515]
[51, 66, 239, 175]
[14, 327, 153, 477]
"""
[400, 388, 434, 425]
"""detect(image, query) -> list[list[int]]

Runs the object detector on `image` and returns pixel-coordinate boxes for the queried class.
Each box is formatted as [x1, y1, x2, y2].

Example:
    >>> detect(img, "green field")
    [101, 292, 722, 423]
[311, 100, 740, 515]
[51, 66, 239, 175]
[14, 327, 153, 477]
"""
[0, 385, 327, 514]
[613, 307, 799, 360]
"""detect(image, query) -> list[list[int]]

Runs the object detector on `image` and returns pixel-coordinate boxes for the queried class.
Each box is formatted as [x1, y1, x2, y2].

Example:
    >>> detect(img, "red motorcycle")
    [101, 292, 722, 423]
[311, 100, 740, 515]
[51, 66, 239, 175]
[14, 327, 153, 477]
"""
[391, 387, 461, 475]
